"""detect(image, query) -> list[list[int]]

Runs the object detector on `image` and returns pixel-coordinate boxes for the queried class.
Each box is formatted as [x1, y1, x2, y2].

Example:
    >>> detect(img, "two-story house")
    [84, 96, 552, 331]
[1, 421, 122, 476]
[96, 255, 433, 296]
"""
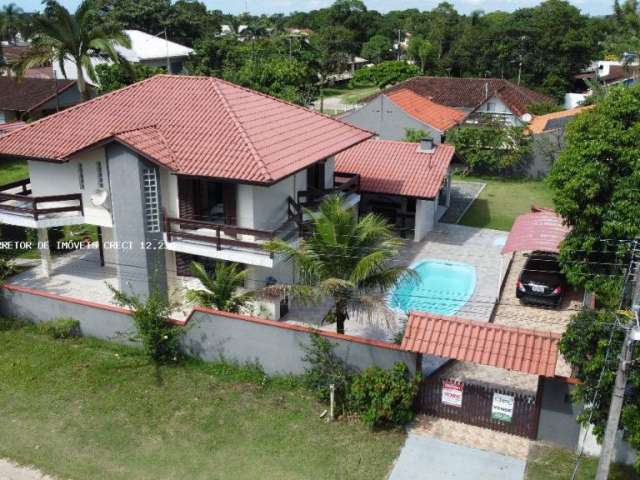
[0, 75, 372, 318]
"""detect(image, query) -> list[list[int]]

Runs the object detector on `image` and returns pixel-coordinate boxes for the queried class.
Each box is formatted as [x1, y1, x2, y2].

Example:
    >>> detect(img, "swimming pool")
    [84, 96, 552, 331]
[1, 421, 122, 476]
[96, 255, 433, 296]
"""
[389, 259, 476, 316]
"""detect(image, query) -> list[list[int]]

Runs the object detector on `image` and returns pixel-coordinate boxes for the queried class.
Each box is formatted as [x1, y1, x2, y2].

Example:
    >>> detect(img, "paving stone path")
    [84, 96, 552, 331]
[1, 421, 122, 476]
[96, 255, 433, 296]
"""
[0, 460, 55, 480]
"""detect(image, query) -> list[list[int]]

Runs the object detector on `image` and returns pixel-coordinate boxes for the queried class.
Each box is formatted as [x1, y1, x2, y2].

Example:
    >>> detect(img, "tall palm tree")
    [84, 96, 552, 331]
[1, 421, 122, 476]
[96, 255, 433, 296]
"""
[265, 195, 413, 335]
[13, 0, 131, 101]
[186, 261, 253, 314]
[0, 3, 23, 44]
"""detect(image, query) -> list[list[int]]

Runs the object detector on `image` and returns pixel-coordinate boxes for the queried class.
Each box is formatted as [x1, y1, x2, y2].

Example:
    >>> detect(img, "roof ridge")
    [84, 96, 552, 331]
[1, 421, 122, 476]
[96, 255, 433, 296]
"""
[0, 74, 163, 148]
[208, 77, 271, 182]
[211, 76, 374, 137]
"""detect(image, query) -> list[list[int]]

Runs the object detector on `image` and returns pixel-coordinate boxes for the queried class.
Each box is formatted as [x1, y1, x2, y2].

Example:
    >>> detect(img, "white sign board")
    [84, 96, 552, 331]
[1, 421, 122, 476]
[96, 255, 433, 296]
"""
[441, 381, 463, 407]
[491, 393, 514, 422]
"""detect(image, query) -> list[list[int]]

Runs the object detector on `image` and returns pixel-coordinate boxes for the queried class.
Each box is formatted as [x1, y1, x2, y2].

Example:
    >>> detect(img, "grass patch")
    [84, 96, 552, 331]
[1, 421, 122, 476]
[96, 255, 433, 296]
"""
[0, 158, 28, 185]
[0, 324, 405, 480]
[319, 85, 380, 104]
[526, 443, 638, 480]
[457, 175, 555, 231]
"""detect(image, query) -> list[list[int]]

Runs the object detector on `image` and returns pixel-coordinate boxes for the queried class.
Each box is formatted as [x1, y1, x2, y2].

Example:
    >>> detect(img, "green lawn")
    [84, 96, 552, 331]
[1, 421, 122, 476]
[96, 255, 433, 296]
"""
[0, 321, 405, 480]
[0, 159, 28, 186]
[457, 175, 555, 231]
[526, 444, 638, 480]
[320, 85, 380, 105]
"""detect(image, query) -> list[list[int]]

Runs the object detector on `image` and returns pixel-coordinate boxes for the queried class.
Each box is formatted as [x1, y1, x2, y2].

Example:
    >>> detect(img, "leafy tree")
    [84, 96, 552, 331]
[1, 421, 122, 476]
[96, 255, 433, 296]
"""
[361, 34, 392, 64]
[14, 1, 132, 101]
[548, 86, 640, 304]
[349, 60, 419, 88]
[404, 128, 429, 142]
[95, 62, 162, 93]
[99, 0, 172, 34]
[109, 284, 184, 364]
[265, 195, 412, 335]
[186, 261, 253, 313]
[308, 26, 356, 112]
[559, 309, 640, 472]
[165, 0, 221, 47]
[527, 100, 564, 116]
[407, 35, 437, 73]
[447, 120, 531, 174]
[187, 35, 239, 76]
[0, 3, 23, 44]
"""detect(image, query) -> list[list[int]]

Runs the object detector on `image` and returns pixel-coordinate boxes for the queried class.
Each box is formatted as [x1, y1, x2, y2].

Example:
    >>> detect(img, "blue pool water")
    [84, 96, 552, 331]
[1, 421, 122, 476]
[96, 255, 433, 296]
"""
[389, 260, 476, 315]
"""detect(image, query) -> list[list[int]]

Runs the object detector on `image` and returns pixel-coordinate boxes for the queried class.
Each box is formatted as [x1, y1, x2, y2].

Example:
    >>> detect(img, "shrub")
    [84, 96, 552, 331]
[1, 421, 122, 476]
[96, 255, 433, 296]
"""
[109, 285, 185, 364]
[349, 61, 420, 89]
[348, 363, 420, 428]
[39, 318, 80, 339]
[0, 257, 13, 285]
[302, 334, 354, 412]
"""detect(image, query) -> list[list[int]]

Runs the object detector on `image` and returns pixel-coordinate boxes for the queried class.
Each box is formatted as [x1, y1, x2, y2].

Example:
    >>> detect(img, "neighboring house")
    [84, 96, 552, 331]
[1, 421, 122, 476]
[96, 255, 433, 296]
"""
[0, 77, 82, 123]
[526, 106, 591, 177]
[341, 88, 466, 143]
[335, 137, 454, 241]
[343, 76, 552, 141]
[567, 60, 639, 108]
[52, 29, 194, 84]
[0, 75, 372, 318]
[1, 44, 54, 79]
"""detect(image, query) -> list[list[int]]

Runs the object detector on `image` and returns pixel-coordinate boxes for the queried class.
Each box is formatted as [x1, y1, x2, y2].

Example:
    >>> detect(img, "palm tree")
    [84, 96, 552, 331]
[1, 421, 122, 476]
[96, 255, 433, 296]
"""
[0, 3, 23, 44]
[265, 195, 413, 335]
[186, 261, 253, 314]
[13, 0, 131, 101]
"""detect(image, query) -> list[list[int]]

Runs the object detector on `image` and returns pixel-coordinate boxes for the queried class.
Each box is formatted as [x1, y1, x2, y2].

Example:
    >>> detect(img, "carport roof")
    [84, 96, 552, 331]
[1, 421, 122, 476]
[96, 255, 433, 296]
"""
[402, 312, 561, 377]
[502, 208, 570, 254]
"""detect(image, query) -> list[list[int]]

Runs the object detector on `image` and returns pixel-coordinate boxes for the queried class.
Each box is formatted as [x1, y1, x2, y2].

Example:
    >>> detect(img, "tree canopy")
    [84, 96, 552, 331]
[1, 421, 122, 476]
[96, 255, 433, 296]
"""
[547, 85, 640, 304]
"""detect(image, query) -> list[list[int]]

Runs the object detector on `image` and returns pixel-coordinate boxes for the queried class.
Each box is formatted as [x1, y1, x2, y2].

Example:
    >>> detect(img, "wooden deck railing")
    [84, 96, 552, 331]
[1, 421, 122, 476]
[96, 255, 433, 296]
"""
[0, 179, 84, 220]
[164, 216, 286, 255]
[297, 173, 360, 207]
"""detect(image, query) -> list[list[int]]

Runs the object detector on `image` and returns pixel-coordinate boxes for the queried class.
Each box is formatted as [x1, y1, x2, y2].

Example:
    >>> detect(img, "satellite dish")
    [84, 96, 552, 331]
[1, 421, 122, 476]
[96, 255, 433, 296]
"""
[521, 113, 533, 123]
[91, 188, 109, 207]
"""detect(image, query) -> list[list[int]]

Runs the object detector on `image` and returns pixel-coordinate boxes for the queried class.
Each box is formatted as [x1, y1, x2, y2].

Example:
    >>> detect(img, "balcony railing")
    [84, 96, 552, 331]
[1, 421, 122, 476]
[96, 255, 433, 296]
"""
[297, 172, 360, 207]
[164, 216, 296, 256]
[0, 178, 84, 221]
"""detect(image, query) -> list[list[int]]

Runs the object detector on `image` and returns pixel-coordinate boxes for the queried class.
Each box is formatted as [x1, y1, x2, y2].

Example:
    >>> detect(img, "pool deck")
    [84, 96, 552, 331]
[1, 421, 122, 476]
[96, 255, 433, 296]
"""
[395, 223, 510, 323]
[285, 223, 511, 345]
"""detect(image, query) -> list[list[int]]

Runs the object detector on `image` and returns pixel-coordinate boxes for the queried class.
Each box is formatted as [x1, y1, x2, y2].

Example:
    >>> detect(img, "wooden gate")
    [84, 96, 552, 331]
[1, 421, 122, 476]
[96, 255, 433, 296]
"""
[416, 377, 540, 439]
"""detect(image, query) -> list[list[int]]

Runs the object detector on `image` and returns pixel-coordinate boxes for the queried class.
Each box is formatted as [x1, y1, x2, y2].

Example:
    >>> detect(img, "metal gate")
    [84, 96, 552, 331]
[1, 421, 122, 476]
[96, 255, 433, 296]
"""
[416, 377, 540, 439]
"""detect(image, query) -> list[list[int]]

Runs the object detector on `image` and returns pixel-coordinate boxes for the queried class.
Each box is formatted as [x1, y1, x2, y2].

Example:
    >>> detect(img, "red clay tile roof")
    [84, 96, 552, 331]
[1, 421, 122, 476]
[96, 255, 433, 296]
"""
[0, 121, 27, 137]
[386, 89, 466, 131]
[0, 75, 373, 184]
[402, 312, 561, 377]
[335, 139, 454, 199]
[0, 77, 77, 113]
[375, 77, 552, 117]
[502, 207, 570, 254]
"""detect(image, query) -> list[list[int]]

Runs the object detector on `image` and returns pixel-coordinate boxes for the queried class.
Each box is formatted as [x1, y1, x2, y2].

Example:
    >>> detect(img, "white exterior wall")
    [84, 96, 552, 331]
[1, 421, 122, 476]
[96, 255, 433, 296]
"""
[28, 148, 113, 227]
[324, 156, 335, 189]
[577, 424, 637, 466]
[477, 95, 520, 125]
[414, 199, 437, 242]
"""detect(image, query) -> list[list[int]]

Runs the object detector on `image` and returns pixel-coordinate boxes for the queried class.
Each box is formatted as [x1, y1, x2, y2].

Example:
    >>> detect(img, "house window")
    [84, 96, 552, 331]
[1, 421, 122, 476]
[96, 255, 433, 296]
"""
[143, 168, 160, 233]
[96, 161, 104, 188]
[77, 164, 85, 190]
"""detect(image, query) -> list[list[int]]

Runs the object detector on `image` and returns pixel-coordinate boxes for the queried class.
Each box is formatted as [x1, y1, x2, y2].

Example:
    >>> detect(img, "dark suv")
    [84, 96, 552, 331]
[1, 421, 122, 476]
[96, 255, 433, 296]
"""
[516, 251, 566, 307]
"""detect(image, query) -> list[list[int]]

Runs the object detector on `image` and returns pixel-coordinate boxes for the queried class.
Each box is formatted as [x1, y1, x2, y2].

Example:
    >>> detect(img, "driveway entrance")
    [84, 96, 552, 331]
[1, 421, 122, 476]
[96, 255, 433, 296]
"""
[389, 435, 525, 480]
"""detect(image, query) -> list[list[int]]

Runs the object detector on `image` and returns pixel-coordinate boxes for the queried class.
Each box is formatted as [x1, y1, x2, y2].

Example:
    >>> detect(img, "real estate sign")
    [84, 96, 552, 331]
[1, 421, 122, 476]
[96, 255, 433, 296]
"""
[491, 393, 515, 422]
[441, 381, 463, 407]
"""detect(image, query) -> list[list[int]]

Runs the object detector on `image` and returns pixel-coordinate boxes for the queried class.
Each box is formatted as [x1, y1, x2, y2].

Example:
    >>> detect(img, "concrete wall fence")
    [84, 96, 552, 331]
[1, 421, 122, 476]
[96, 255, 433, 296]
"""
[0, 284, 417, 376]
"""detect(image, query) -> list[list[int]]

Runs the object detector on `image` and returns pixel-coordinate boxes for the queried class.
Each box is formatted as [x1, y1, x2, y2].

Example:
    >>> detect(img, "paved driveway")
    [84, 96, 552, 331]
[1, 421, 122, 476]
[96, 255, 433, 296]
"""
[389, 435, 525, 480]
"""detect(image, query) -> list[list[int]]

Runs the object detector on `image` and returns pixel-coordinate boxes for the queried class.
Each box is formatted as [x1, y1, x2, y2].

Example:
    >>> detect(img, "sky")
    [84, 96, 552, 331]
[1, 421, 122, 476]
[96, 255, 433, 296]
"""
[11, 0, 612, 18]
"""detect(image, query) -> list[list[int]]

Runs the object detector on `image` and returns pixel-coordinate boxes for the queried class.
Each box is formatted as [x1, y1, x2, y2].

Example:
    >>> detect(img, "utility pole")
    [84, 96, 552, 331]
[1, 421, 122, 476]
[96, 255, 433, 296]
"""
[595, 249, 640, 480]
[396, 29, 402, 61]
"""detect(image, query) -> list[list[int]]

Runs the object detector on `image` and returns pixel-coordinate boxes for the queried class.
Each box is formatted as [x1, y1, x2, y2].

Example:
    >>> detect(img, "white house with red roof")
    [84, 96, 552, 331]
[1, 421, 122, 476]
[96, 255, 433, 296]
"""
[0, 75, 372, 316]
